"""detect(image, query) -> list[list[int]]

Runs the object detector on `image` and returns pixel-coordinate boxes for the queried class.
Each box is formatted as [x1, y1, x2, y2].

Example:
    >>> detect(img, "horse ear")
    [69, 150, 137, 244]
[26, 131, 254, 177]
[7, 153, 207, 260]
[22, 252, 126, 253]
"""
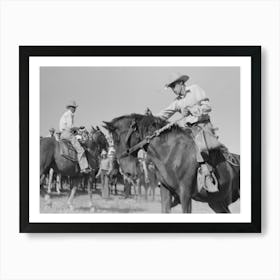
[103, 121, 115, 132]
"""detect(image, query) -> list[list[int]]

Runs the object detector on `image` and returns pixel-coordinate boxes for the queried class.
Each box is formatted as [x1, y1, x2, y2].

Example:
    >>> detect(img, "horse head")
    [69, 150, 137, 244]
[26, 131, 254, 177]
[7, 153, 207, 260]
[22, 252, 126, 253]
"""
[103, 114, 166, 177]
[88, 126, 108, 156]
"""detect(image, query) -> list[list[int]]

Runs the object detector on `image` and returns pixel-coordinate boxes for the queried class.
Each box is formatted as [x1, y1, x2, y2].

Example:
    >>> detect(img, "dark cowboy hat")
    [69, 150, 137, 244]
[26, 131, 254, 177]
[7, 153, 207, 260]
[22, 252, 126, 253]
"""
[165, 74, 190, 89]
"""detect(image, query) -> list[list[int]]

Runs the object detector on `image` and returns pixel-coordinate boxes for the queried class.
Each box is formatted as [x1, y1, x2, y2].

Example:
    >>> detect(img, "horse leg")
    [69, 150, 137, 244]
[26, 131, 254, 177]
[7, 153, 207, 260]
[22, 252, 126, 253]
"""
[179, 183, 193, 213]
[144, 182, 148, 200]
[56, 174, 61, 194]
[152, 184, 156, 201]
[160, 186, 171, 213]
[86, 175, 94, 209]
[135, 178, 141, 200]
[138, 180, 142, 197]
[181, 195, 192, 213]
[208, 202, 231, 213]
[47, 168, 54, 194]
[39, 174, 52, 207]
[40, 174, 47, 197]
[123, 180, 130, 199]
[67, 178, 77, 211]
[94, 176, 97, 190]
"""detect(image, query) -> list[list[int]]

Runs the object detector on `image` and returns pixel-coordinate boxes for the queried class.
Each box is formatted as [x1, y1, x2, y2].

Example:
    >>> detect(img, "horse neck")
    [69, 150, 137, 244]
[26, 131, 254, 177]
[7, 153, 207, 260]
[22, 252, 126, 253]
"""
[146, 127, 196, 162]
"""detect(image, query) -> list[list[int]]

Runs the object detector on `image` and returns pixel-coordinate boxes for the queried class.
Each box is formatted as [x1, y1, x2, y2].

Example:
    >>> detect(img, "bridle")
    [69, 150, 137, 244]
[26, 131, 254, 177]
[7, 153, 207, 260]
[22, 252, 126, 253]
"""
[120, 119, 156, 159]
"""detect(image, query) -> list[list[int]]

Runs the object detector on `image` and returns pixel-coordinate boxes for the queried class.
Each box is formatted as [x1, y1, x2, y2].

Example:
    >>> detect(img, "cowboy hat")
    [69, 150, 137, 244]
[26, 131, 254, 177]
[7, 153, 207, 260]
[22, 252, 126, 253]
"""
[165, 74, 190, 89]
[101, 149, 107, 155]
[66, 101, 78, 109]
[49, 127, 55, 132]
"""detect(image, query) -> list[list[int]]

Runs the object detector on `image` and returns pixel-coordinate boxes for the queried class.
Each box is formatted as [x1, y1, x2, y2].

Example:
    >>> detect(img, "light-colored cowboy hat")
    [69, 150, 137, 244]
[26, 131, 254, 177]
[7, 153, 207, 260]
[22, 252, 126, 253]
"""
[101, 149, 107, 156]
[49, 127, 55, 132]
[66, 101, 78, 109]
[165, 74, 190, 89]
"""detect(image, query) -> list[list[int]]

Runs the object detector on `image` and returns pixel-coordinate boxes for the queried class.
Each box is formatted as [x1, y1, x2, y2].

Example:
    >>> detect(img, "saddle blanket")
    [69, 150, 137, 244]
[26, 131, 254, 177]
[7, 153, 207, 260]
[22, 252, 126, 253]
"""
[59, 139, 78, 162]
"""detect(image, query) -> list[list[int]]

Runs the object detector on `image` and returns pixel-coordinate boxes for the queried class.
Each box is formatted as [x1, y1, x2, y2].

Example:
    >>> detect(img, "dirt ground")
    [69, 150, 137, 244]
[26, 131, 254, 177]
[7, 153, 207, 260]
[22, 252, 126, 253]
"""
[40, 183, 240, 214]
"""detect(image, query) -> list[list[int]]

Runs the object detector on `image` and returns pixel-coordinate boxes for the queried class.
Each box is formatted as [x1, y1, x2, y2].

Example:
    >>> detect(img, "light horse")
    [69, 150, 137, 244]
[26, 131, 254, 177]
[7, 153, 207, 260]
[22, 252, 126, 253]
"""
[40, 127, 108, 210]
[103, 114, 240, 213]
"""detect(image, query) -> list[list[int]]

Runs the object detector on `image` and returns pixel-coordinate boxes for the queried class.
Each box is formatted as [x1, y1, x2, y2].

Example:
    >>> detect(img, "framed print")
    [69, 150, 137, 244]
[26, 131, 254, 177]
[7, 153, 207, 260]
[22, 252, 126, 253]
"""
[19, 46, 261, 233]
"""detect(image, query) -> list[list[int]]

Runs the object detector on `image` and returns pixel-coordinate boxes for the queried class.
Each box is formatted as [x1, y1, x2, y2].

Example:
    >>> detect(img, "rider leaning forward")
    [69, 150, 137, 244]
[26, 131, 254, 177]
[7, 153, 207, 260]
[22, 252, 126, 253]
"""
[155, 74, 231, 193]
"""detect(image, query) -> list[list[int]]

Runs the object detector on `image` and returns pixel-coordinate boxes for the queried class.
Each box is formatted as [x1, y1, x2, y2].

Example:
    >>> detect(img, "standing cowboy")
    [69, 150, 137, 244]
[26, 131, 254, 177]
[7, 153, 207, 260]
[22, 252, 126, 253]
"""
[155, 74, 223, 192]
[138, 149, 149, 184]
[59, 101, 91, 174]
[95, 149, 112, 198]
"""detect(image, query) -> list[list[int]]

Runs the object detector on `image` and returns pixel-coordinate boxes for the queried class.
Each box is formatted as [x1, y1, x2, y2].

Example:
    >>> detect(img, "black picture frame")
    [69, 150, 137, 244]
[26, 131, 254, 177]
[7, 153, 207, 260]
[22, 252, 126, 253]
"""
[20, 46, 261, 233]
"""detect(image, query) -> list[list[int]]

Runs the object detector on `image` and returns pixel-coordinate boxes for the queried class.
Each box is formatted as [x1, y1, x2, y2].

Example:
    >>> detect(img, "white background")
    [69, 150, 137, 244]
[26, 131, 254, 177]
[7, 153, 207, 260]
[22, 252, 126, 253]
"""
[0, 0, 279, 280]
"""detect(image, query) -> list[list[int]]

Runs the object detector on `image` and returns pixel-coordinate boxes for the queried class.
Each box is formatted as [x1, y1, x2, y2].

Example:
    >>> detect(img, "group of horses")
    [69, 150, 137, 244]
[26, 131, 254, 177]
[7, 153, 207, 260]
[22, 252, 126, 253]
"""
[40, 113, 240, 213]
[40, 126, 158, 210]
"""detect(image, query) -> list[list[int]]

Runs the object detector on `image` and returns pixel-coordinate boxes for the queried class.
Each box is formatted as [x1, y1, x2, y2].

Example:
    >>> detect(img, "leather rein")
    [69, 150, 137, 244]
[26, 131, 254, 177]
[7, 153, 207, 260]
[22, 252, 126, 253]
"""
[120, 118, 178, 159]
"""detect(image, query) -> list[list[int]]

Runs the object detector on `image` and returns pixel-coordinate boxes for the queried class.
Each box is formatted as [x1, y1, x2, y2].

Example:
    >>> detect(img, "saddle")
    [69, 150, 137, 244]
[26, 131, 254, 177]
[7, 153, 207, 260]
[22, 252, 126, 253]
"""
[59, 139, 78, 162]
[191, 124, 222, 153]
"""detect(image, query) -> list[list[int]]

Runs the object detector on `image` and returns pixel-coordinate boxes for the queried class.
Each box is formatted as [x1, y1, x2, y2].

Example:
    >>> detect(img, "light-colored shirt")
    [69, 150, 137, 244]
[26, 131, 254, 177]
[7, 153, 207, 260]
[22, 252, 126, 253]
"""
[96, 157, 112, 177]
[156, 84, 212, 124]
[59, 110, 74, 132]
[100, 158, 112, 171]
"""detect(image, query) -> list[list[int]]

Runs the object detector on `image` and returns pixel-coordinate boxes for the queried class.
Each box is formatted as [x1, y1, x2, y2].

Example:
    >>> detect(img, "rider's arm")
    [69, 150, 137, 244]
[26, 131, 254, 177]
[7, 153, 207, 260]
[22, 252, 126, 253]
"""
[154, 100, 180, 120]
[186, 84, 212, 120]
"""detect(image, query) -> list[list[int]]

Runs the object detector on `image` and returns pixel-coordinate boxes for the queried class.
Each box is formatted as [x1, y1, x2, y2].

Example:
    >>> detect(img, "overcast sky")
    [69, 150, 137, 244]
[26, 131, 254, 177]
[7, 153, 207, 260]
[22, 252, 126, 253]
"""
[40, 66, 240, 153]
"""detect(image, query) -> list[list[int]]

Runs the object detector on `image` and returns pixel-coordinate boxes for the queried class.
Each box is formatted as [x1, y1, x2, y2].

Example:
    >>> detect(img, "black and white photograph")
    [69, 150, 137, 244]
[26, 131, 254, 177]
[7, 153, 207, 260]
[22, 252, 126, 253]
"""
[20, 46, 260, 232]
[40, 66, 240, 214]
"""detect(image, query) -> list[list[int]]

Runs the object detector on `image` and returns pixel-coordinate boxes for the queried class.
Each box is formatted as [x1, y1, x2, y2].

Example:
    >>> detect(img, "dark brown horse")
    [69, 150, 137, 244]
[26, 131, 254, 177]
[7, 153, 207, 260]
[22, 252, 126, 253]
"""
[40, 128, 108, 210]
[103, 114, 240, 213]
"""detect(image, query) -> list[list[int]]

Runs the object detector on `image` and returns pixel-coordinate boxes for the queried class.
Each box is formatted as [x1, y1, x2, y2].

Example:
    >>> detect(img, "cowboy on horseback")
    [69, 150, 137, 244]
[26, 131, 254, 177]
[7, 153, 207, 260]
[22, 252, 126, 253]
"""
[59, 101, 91, 174]
[155, 74, 228, 193]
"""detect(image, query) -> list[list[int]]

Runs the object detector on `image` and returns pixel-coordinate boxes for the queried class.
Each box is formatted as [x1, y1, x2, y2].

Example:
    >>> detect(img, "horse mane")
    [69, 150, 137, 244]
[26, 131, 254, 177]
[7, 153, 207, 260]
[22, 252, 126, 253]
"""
[110, 113, 192, 139]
